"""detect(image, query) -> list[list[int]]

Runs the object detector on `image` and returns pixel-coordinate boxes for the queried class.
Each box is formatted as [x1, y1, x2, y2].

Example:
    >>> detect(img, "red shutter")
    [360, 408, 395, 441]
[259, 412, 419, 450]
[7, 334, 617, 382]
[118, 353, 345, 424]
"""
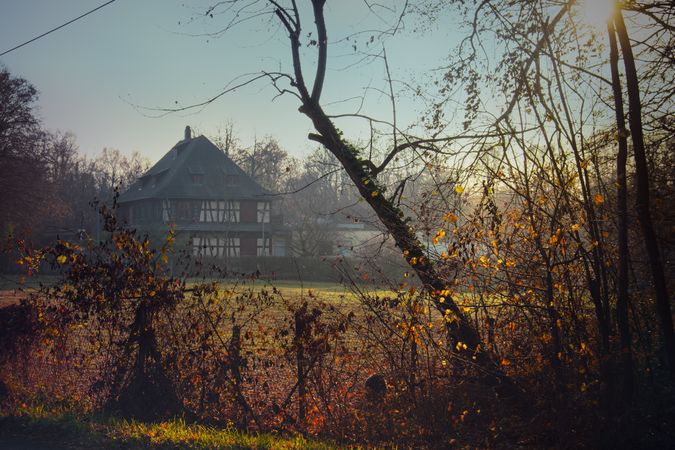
[240, 236, 257, 256]
[240, 201, 256, 223]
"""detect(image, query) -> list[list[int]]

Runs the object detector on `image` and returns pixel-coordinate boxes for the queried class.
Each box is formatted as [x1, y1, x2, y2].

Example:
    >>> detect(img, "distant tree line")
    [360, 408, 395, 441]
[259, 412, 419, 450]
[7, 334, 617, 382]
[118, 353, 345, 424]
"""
[0, 67, 149, 250]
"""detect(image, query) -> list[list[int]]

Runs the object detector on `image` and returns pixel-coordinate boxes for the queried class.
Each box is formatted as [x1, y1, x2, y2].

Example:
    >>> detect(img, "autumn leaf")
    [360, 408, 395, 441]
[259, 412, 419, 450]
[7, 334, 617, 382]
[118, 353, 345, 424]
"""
[56, 255, 67, 264]
[443, 212, 459, 223]
[454, 184, 464, 194]
[593, 194, 604, 205]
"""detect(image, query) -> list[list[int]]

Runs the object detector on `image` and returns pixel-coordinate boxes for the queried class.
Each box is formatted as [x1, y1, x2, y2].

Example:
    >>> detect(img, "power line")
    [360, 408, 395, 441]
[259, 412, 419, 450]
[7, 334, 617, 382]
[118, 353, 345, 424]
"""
[0, 0, 118, 57]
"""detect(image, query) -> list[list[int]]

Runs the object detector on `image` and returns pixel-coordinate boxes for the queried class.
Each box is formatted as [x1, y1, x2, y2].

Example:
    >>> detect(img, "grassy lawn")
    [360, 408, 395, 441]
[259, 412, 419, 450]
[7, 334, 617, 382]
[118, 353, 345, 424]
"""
[0, 273, 399, 312]
[0, 407, 347, 450]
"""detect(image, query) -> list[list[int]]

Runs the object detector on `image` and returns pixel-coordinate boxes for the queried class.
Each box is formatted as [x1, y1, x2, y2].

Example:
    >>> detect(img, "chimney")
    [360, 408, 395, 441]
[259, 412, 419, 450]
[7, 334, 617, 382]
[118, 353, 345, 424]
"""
[184, 125, 192, 141]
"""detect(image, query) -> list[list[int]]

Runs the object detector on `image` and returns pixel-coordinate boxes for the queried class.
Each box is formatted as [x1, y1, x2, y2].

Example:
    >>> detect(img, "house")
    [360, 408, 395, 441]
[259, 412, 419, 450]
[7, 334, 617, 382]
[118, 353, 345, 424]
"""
[118, 127, 287, 259]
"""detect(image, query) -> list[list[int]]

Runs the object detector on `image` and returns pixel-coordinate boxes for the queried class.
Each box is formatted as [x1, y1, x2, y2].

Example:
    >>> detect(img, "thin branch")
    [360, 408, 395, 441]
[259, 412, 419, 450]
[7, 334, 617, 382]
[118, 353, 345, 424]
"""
[311, 0, 328, 102]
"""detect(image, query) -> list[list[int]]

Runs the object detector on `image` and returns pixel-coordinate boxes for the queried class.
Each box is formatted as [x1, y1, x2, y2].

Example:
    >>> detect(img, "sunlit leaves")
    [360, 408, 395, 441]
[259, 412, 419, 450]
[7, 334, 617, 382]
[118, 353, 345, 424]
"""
[443, 212, 459, 223]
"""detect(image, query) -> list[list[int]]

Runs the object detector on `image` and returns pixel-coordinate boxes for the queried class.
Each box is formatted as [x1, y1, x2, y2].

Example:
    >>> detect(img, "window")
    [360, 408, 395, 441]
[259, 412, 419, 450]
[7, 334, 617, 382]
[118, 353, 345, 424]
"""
[336, 238, 354, 256]
[199, 200, 240, 222]
[257, 201, 271, 223]
[199, 201, 222, 223]
[273, 238, 286, 257]
[162, 200, 171, 223]
[257, 237, 270, 256]
[192, 236, 240, 258]
[175, 200, 200, 221]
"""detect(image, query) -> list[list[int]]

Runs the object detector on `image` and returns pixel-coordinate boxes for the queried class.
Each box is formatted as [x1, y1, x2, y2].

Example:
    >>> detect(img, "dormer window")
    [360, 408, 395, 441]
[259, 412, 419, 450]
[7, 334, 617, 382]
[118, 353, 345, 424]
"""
[189, 166, 205, 185]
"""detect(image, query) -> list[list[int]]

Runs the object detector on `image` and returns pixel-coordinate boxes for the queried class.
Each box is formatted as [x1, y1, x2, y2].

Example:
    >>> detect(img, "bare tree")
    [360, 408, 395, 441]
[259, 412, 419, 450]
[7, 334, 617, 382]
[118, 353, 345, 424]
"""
[185, 1, 508, 384]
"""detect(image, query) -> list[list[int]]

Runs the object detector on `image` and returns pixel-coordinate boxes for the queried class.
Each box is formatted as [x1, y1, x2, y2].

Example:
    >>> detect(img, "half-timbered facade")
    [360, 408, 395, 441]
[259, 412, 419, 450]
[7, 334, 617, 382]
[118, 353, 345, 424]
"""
[118, 127, 287, 258]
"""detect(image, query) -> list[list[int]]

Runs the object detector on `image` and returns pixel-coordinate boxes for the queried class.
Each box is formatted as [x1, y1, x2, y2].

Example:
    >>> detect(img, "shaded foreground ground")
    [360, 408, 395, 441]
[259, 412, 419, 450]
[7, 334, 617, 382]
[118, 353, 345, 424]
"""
[3, 275, 675, 448]
[0, 411, 339, 450]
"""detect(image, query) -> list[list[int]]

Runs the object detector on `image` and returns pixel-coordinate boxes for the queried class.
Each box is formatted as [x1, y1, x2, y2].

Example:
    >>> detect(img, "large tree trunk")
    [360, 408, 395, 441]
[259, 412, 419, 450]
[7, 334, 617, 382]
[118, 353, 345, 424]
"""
[271, 0, 514, 392]
[614, 9, 674, 381]
[607, 17, 634, 402]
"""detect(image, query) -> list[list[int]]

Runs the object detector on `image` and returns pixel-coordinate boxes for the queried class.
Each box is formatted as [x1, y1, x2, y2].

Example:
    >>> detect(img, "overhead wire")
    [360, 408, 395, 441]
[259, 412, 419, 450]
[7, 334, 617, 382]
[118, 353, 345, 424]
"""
[0, 0, 118, 57]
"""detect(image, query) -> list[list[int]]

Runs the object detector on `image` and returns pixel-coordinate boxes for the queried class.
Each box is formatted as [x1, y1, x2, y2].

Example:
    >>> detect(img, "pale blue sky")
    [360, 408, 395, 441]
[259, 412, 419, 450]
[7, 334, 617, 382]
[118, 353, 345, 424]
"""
[0, 0, 458, 163]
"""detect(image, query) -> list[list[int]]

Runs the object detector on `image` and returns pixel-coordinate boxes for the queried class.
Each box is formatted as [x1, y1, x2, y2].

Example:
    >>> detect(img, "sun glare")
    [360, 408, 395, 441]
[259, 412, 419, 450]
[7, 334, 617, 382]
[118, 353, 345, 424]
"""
[576, 0, 617, 30]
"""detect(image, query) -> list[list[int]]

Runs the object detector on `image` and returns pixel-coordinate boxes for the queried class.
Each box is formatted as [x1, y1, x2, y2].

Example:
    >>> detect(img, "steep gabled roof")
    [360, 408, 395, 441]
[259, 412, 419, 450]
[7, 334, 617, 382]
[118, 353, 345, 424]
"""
[119, 135, 272, 203]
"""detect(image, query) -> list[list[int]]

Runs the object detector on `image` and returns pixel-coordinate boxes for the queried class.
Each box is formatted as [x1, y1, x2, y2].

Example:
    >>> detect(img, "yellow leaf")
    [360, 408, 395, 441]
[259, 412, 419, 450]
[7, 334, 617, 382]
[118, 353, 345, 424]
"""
[593, 194, 604, 205]
[454, 185, 464, 194]
[371, 191, 379, 198]
[56, 255, 67, 264]
[571, 223, 580, 232]
[432, 229, 446, 245]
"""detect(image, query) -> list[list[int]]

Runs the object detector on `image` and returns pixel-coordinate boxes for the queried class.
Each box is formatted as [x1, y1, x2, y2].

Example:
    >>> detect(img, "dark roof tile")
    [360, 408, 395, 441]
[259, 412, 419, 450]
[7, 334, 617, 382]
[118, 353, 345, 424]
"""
[119, 135, 272, 203]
